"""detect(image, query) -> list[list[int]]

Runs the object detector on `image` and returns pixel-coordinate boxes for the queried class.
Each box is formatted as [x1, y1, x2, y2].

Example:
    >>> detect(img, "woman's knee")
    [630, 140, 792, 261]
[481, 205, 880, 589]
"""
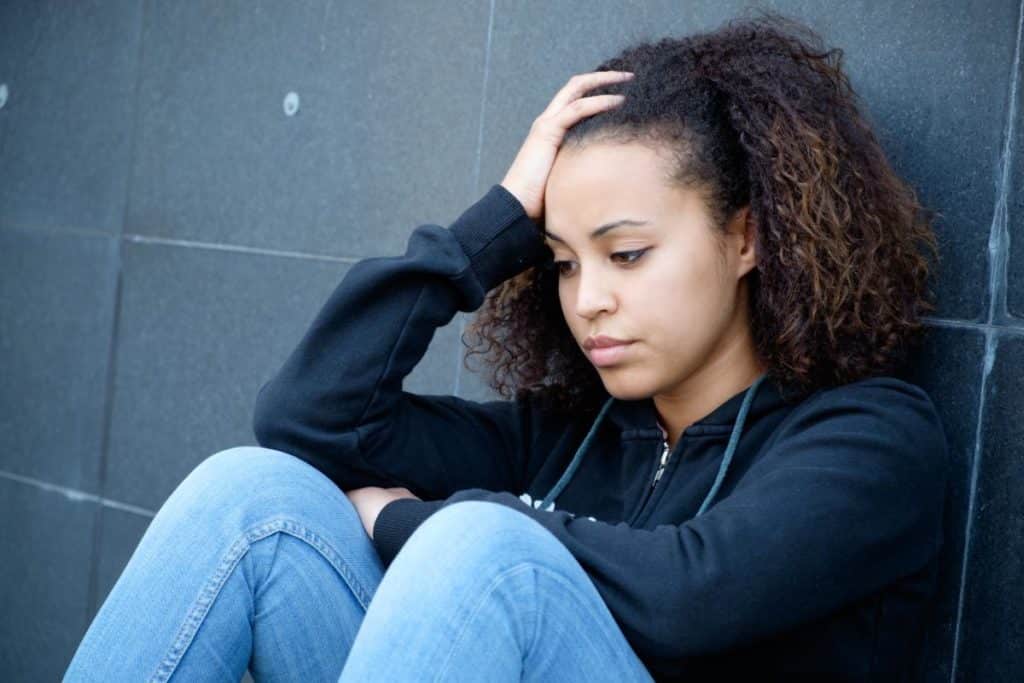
[189, 445, 315, 489]
[165, 446, 362, 530]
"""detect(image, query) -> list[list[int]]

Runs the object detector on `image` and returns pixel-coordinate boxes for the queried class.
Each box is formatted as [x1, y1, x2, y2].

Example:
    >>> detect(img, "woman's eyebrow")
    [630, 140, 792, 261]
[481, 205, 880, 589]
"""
[544, 219, 651, 243]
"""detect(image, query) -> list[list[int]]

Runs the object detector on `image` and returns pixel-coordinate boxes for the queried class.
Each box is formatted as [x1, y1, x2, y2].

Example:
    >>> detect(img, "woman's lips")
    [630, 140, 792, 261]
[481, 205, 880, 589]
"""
[587, 341, 635, 367]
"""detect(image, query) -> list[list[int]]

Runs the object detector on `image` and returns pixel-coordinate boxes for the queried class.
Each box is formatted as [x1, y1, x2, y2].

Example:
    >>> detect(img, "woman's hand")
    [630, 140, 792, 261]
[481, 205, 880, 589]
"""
[501, 70, 634, 221]
[346, 486, 422, 540]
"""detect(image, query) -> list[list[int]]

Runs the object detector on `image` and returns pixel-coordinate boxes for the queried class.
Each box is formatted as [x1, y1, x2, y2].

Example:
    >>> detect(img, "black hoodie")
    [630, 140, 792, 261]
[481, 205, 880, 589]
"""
[252, 183, 951, 681]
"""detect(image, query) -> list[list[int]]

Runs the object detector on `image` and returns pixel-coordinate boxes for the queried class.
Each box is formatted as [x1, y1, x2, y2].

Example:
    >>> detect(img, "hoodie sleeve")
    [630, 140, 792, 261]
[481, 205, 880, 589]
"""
[251, 184, 554, 500]
[371, 379, 950, 671]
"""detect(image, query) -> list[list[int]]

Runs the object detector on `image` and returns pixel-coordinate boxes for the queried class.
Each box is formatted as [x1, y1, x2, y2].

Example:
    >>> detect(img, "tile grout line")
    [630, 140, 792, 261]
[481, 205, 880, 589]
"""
[85, 243, 125, 614]
[950, 0, 1023, 678]
[950, 332, 998, 679]
[0, 223, 365, 264]
[0, 469, 155, 518]
[83, 0, 152, 622]
[122, 233, 362, 263]
[454, 0, 496, 398]
[922, 315, 1024, 335]
[984, 0, 1022, 328]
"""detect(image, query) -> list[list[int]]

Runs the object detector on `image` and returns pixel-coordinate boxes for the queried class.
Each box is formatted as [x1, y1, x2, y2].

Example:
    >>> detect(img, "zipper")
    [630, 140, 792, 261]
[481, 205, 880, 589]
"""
[651, 437, 672, 489]
[627, 436, 676, 526]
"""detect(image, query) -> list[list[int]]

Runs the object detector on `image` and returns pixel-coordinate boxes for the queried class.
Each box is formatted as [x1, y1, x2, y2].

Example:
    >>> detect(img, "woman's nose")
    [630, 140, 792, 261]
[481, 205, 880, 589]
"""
[573, 268, 617, 319]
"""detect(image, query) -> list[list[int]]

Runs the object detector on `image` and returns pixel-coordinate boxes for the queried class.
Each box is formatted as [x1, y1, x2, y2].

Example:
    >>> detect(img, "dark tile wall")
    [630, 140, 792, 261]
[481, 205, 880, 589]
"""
[1, 2, 1020, 681]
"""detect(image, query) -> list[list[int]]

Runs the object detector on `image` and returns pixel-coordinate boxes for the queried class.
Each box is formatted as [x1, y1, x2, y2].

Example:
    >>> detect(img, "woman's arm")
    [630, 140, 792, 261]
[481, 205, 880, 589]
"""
[252, 184, 553, 499]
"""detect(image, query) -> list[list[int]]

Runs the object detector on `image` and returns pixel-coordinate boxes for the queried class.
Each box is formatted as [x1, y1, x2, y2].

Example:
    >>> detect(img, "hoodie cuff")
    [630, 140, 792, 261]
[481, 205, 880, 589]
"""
[448, 184, 552, 293]
[372, 498, 447, 567]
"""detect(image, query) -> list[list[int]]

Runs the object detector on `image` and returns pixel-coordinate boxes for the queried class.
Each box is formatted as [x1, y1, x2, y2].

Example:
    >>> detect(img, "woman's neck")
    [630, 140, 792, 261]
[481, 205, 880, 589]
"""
[653, 332, 766, 450]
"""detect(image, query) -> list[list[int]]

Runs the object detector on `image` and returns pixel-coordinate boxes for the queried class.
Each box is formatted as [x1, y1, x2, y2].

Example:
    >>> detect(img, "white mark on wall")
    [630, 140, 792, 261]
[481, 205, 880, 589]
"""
[283, 91, 300, 116]
[0, 83, 8, 110]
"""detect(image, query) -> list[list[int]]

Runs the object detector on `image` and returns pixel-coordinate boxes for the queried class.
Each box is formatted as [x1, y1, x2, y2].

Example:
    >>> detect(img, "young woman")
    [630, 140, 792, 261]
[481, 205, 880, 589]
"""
[65, 11, 949, 682]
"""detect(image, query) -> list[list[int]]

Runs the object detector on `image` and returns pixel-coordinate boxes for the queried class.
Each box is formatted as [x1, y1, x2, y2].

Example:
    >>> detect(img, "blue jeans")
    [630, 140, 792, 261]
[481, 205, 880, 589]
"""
[64, 446, 655, 682]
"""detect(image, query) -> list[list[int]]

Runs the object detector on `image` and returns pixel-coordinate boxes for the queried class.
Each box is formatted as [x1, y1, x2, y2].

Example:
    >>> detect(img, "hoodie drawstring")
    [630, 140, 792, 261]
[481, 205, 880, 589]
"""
[695, 372, 767, 516]
[535, 394, 616, 511]
[536, 372, 769, 518]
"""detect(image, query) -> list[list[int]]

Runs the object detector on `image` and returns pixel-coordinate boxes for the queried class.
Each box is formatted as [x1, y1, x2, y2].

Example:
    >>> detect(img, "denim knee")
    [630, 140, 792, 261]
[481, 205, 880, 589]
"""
[162, 446, 364, 535]
[191, 445, 323, 486]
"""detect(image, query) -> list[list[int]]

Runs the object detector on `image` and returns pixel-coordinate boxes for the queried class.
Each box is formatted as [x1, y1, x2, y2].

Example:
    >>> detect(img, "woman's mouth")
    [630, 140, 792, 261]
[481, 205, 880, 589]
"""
[587, 341, 635, 367]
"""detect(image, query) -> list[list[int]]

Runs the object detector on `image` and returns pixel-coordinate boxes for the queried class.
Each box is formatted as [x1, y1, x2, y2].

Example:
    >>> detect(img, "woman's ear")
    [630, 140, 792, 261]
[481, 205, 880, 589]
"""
[730, 206, 757, 278]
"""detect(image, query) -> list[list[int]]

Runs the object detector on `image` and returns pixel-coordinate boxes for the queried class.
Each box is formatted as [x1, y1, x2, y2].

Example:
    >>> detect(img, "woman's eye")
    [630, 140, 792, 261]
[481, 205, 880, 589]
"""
[552, 248, 649, 277]
[611, 248, 649, 265]
[552, 261, 574, 277]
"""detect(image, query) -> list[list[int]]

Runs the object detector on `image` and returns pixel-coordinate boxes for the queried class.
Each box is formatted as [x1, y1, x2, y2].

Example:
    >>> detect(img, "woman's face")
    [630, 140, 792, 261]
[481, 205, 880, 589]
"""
[542, 140, 758, 401]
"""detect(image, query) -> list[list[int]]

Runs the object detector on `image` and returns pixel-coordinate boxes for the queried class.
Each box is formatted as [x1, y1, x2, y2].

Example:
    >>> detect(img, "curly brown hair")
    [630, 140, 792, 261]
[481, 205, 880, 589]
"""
[461, 9, 941, 418]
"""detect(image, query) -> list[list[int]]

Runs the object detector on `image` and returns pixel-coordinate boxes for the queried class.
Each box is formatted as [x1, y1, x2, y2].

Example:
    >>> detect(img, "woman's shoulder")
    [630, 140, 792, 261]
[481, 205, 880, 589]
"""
[773, 374, 950, 475]
[787, 374, 939, 418]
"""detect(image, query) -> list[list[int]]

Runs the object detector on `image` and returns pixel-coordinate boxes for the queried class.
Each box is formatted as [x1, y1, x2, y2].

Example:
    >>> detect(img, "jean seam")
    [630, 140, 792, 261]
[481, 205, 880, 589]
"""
[522, 563, 654, 683]
[147, 517, 375, 682]
[432, 563, 537, 683]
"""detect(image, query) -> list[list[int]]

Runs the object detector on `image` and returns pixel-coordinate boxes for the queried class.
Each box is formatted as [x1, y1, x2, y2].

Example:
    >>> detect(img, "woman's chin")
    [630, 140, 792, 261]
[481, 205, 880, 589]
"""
[597, 373, 655, 402]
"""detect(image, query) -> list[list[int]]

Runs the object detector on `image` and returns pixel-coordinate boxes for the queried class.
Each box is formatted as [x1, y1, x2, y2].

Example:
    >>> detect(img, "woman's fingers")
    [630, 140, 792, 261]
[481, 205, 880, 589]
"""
[539, 70, 634, 119]
[545, 94, 627, 132]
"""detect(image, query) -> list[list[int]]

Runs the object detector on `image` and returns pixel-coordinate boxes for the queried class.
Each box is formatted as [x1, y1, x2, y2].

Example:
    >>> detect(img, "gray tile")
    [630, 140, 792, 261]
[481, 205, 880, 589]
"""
[481, 1, 1019, 321]
[125, 1, 491, 259]
[0, 226, 118, 493]
[897, 324, 987, 682]
[105, 241, 461, 509]
[0, 0, 143, 234]
[0, 477, 97, 681]
[953, 333, 1024, 681]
